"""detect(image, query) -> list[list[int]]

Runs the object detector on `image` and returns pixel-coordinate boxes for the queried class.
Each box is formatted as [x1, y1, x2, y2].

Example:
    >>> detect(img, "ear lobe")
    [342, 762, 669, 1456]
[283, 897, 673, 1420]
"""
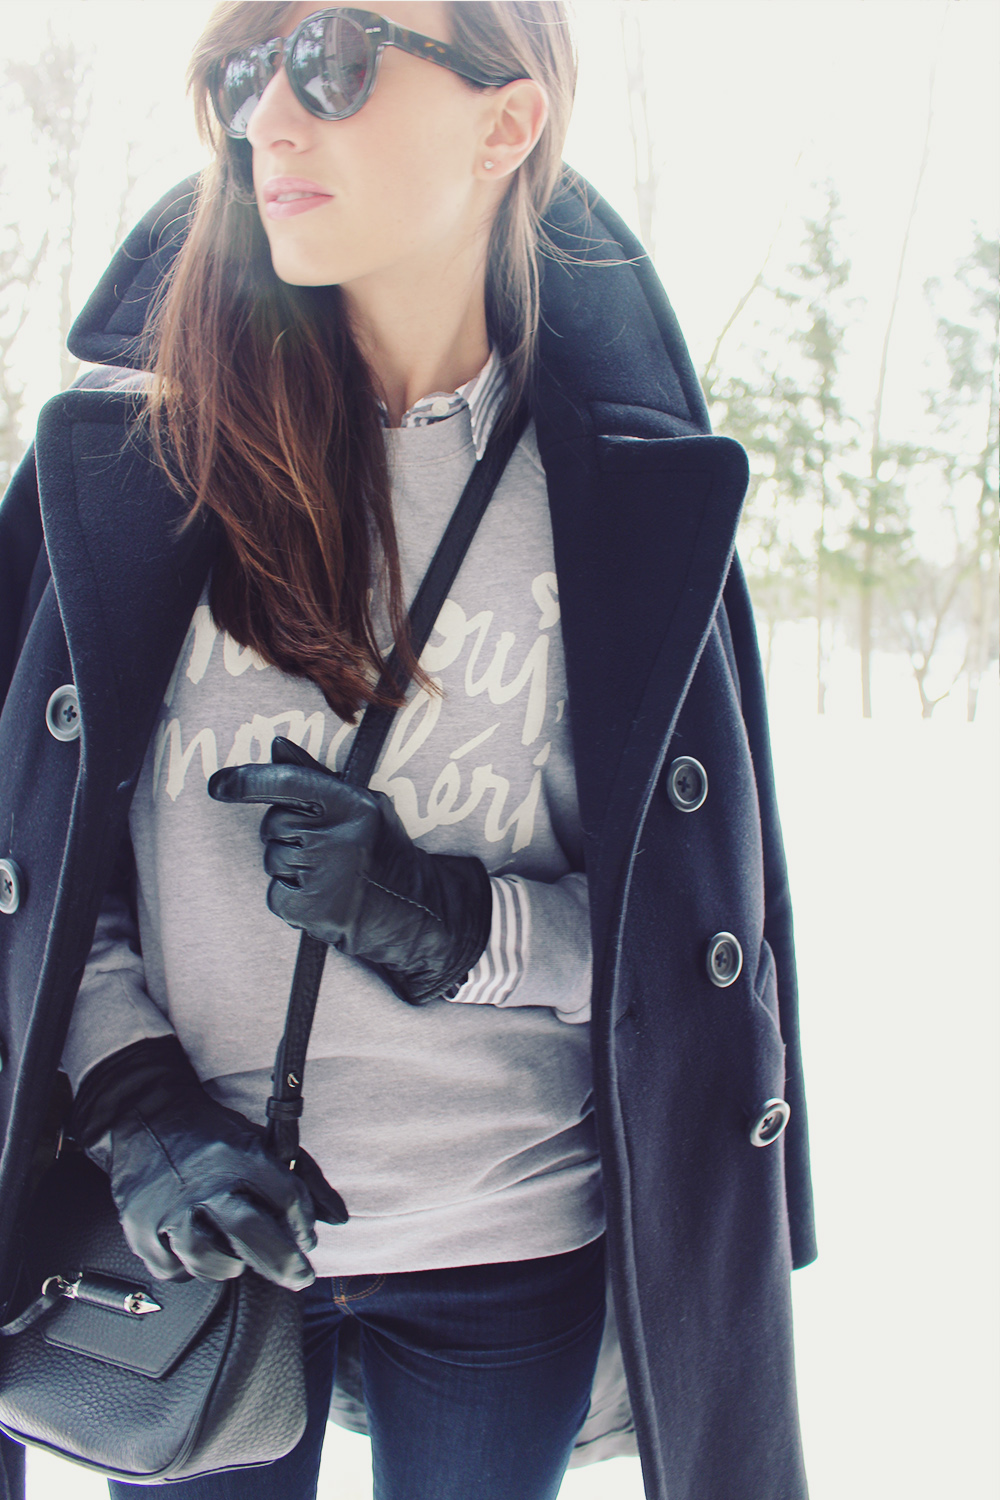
[483, 78, 549, 167]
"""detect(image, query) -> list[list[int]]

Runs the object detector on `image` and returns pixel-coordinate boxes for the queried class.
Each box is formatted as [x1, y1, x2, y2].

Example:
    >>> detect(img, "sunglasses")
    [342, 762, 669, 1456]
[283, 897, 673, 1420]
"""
[210, 6, 516, 138]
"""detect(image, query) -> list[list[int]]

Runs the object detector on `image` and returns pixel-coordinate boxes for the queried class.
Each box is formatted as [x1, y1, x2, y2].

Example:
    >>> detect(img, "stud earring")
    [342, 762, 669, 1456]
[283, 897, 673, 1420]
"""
[483, 160, 494, 169]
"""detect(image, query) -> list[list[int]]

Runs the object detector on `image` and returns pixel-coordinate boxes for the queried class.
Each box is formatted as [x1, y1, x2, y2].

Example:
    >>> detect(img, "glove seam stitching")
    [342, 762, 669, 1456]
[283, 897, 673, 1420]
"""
[360, 876, 443, 923]
[133, 1113, 186, 1186]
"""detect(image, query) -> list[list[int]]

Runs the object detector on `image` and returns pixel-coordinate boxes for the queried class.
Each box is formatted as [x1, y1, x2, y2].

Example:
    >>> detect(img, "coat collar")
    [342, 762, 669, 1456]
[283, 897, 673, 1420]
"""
[46, 168, 745, 855]
[66, 166, 712, 444]
[528, 175, 746, 868]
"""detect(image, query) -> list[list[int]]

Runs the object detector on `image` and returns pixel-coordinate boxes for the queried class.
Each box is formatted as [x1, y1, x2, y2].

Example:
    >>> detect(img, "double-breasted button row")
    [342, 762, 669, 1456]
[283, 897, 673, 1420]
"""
[1, 688, 79, 921]
[46, 685, 81, 743]
[665, 756, 707, 812]
[0, 859, 23, 916]
[703, 931, 790, 1147]
[667, 752, 790, 1148]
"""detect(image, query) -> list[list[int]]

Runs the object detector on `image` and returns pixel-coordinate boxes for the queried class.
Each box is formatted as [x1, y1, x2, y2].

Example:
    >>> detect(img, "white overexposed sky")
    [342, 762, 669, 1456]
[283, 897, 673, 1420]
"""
[571, 0, 999, 431]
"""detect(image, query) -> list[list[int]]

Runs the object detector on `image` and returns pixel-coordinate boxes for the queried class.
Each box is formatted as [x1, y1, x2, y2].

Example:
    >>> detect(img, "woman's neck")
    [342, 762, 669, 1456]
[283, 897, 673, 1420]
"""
[341, 250, 492, 427]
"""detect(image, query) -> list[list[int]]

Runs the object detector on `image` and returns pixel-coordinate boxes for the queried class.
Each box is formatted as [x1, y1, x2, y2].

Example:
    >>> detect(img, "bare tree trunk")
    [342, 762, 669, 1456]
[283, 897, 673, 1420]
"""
[914, 663, 934, 718]
[58, 229, 77, 391]
[702, 154, 802, 402]
[815, 607, 826, 715]
[907, 568, 965, 717]
[0, 225, 47, 487]
[7, 41, 93, 392]
[619, 1, 658, 260]
[816, 478, 830, 714]
[861, 27, 941, 716]
[966, 349, 999, 720]
[859, 581, 873, 718]
[112, 139, 142, 255]
[58, 142, 83, 391]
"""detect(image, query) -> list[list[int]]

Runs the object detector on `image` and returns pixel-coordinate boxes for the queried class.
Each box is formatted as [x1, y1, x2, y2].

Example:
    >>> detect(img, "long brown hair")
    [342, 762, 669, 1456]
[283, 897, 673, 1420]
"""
[146, 1, 580, 721]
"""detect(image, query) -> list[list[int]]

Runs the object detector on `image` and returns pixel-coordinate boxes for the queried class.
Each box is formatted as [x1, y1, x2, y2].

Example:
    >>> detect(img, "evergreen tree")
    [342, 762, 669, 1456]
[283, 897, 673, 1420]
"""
[708, 184, 858, 710]
[924, 232, 1000, 720]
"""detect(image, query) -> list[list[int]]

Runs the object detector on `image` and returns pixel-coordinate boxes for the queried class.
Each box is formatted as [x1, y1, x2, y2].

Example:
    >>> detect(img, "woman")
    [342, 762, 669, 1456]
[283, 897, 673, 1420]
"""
[0, 4, 815, 1499]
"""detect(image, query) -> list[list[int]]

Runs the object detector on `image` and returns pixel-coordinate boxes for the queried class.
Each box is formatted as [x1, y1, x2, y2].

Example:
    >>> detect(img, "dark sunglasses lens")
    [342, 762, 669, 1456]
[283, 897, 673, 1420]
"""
[289, 13, 374, 119]
[214, 49, 271, 137]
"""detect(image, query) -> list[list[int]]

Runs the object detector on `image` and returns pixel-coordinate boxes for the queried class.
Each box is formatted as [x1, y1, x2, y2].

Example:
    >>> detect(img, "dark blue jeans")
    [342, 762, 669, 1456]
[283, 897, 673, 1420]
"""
[108, 1235, 606, 1500]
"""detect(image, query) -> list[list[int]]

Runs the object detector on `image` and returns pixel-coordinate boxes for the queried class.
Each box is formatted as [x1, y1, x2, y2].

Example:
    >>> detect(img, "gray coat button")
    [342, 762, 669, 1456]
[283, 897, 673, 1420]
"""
[749, 1099, 791, 1147]
[0, 859, 23, 915]
[46, 685, 81, 743]
[706, 932, 743, 987]
[666, 756, 707, 811]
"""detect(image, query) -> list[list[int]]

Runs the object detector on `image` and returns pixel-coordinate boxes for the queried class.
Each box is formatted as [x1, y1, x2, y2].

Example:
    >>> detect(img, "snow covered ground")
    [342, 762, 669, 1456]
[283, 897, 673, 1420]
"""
[24, 662, 999, 1500]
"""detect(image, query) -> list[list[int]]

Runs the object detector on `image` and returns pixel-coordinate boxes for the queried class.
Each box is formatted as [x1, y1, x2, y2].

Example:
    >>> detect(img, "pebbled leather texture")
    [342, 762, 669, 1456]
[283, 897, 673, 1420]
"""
[0, 1152, 305, 1482]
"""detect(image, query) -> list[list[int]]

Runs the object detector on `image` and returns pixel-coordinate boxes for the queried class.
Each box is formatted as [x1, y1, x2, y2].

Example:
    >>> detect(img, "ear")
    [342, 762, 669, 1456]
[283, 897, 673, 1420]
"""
[476, 79, 549, 179]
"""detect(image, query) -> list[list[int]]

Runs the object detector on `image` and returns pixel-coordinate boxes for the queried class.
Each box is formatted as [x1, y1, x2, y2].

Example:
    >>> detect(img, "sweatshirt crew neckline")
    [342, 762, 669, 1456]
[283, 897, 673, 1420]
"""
[382, 405, 477, 467]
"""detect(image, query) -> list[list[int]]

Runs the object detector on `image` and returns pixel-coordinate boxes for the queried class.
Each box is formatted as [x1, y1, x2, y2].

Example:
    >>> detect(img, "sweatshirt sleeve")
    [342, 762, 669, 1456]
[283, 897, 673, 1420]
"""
[60, 887, 176, 1092]
[63, 872, 592, 1087]
[446, 873, 592, 1024]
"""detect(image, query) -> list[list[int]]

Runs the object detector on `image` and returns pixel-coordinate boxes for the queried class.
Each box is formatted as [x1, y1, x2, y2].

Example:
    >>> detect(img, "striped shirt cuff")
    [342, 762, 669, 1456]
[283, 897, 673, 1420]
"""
[446, 876, 591, 1024]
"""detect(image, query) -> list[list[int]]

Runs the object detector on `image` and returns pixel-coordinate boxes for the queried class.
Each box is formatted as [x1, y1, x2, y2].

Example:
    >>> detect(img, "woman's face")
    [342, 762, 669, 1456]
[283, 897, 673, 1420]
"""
[245, 2, 508, 289]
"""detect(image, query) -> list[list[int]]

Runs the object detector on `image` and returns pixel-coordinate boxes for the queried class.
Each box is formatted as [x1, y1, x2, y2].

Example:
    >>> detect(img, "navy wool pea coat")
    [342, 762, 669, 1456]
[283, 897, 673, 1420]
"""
[0, 169, 816, 1500]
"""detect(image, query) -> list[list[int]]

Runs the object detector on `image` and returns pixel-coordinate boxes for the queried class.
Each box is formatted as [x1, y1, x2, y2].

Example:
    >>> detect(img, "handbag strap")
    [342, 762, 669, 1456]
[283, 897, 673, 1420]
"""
[265, 401, 530, 1165]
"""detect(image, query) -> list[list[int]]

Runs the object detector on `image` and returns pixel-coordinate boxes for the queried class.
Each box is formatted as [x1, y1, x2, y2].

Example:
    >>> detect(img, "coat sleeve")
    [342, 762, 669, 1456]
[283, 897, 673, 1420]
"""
[60, 846, 176, 1092]
[446, 872, 592, 1024]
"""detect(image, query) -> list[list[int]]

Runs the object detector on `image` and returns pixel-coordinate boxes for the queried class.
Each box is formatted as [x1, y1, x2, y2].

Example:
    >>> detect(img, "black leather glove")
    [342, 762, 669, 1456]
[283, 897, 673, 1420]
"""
[207, 738, 493, 1005]
[71, 1036, 347, 1288]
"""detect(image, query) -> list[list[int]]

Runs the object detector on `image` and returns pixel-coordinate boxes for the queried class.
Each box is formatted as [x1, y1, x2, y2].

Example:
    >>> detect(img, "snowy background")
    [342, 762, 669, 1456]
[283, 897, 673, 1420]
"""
[3, 0, 997, 1495]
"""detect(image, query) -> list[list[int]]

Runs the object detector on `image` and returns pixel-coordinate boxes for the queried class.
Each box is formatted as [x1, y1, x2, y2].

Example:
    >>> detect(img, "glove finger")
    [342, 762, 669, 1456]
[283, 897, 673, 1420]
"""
[163, 1206, 248, 1282]
[266, 876, 308, 928]
[266, 869, 357, 941]
[197, 1191, 316, 1290]
[208, 763, 361, 815]
[259, 805, 311, 844]
[281, 1188, 321, 1254]
[293, 1149, 350, 1226]
[120, 1213, 190, 1282]
[270, 736, 330, 773]
[262, 840, 311, 882]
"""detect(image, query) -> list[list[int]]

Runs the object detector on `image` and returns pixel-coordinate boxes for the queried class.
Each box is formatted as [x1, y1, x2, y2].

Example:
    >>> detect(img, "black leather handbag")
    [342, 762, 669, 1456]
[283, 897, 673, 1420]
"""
[0, 404, 529, 1484]
[0, 1150, 305, 1482]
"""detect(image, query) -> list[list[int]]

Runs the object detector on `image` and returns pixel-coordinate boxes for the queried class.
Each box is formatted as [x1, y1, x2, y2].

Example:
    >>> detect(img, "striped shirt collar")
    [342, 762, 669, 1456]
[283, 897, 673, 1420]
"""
[377, 348, 508, 461]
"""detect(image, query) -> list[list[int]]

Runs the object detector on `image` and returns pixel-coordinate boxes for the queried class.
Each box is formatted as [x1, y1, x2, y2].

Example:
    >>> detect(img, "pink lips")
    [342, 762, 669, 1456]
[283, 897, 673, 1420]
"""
[262, 177, 333, 220]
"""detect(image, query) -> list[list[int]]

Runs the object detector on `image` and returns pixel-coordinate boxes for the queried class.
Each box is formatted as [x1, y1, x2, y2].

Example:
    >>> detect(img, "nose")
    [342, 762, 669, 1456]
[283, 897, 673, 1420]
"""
[245, 60, 314, 152]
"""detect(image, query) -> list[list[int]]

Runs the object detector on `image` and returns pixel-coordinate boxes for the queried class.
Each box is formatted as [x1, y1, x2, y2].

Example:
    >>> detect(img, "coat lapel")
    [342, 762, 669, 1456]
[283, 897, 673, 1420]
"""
[34, 387, 218, 791]
[537, 424, 747, 890]
[532, 189, 749, 884]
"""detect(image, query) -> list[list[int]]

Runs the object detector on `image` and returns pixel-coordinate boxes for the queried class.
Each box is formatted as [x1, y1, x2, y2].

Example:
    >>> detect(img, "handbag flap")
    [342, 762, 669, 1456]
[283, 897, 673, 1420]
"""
[42, 1273, 225, 1380]
[16, 1151, 228, 1379]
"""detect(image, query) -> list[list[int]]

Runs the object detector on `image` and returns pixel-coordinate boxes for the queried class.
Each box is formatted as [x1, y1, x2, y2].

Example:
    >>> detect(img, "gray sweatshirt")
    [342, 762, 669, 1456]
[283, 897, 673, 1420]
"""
[62, 406, 603, 1274]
